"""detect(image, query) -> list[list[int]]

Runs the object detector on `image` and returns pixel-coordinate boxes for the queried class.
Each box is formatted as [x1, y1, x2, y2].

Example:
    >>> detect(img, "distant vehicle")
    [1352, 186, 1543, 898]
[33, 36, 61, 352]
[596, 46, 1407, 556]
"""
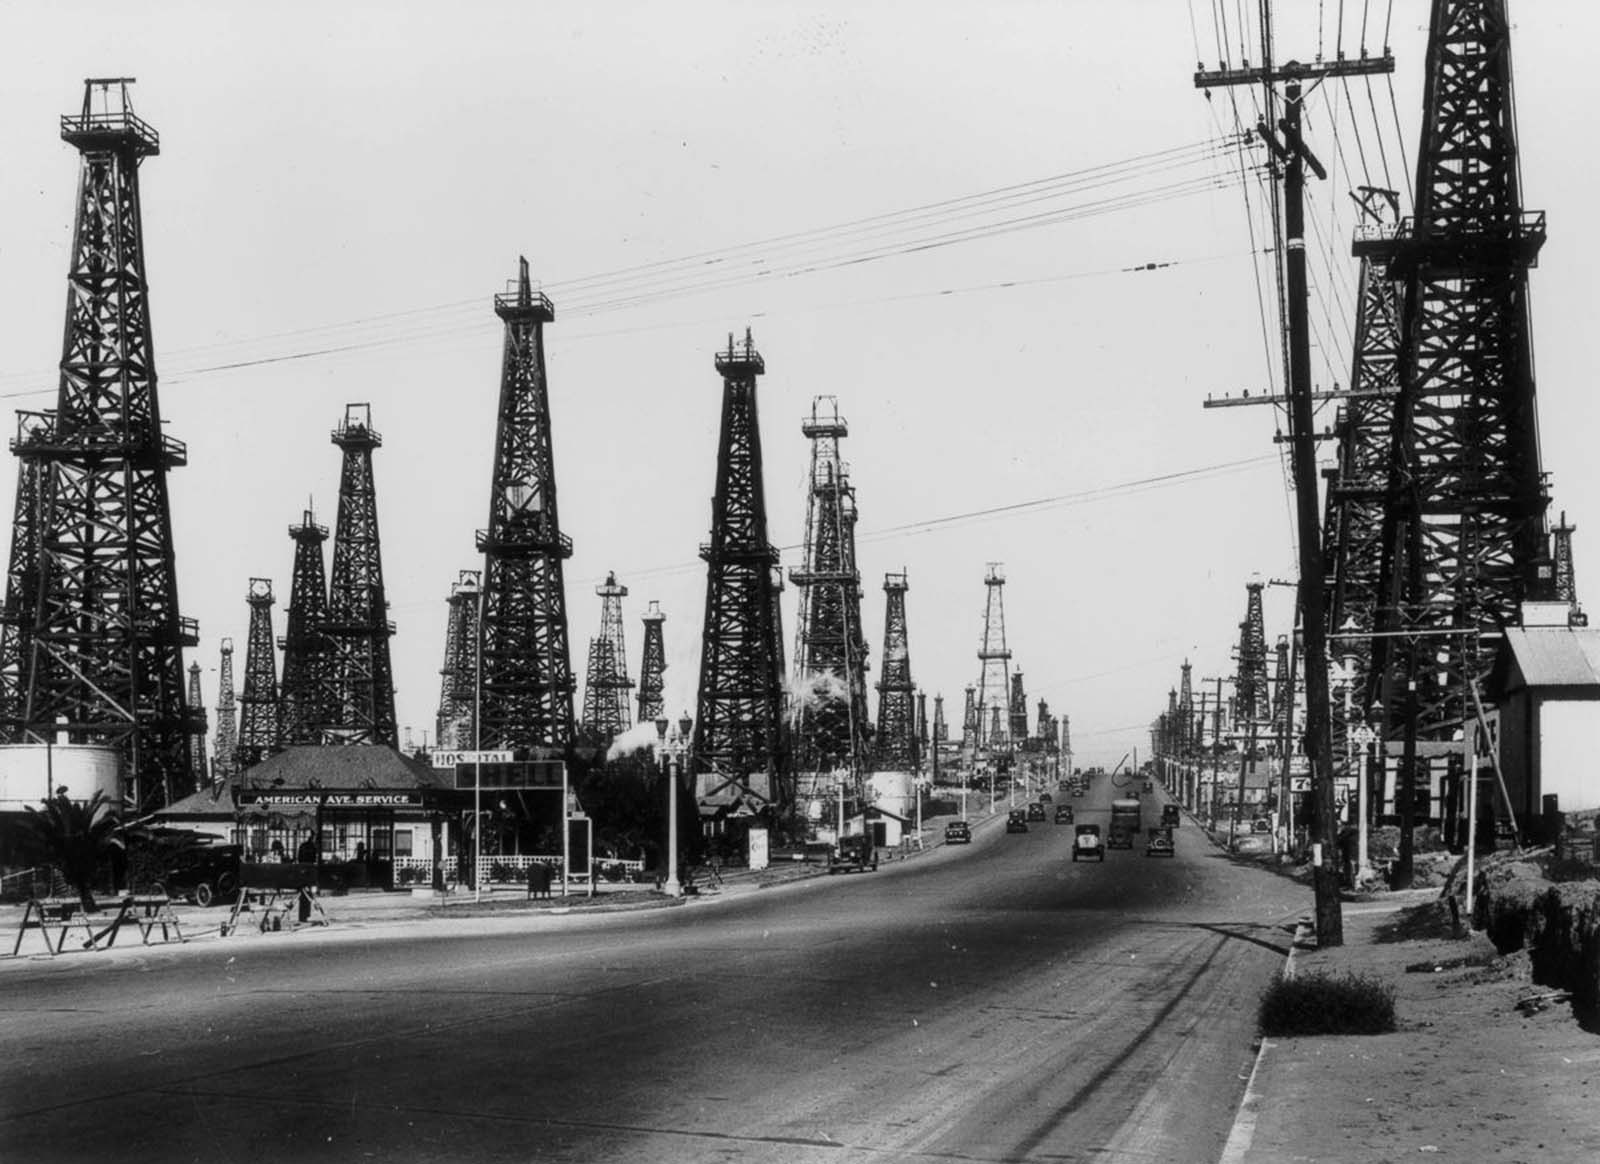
[1108, 797, 1142, 849]
[1039, 792, 1053, 804]
[1251, 818, 1272, 834]
[1161, 804, 1181, 829]
[1145, 826, 1176, 858]
[1071, 824, 1104, 862]
[1054, 803, 1075, 824]
[1026, 802, 1046, 822]
[1143, 780, 1153, 793]
[159, 843, 242, 907]
[1006, 810, 1029, 835]
[944, 821, 972, 845]
[827, 833, 879, 874]
[1071, 784, 1084, 798]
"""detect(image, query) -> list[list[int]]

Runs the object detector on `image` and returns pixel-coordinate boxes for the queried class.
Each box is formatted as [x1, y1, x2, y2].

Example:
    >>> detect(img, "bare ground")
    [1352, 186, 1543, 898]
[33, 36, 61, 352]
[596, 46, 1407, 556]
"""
[1234, 892, 1600, 1163]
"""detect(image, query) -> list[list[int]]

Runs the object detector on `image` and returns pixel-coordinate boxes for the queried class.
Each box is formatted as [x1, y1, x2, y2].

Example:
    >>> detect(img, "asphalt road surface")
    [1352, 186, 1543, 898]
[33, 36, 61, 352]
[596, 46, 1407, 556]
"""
[1, 782, 1305, 1163]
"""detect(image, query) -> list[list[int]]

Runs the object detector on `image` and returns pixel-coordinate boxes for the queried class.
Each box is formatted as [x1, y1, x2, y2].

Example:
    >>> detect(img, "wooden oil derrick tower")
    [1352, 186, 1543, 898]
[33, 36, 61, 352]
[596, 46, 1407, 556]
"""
[1551, 513, 1583, 624]
[1008, 672, 1028, 744]
[1361, 0, 1551, 881]
[434, 570, 480, 752]
[974, 565, 1012, 753]
[235, 579, 279, 771]
[872, 572, 917, 771]
[278, 509, 335, 746]
[13, 80, 201, 811]
[476, 258, 575, 750]
[636, 600, 666, 725]
[692, 329, 789, 809]
[581, 571, 633, 748]
[187, 663, 207, 785]
[322, 404, 397, 746]
[213, 638, 238, 780]
[0, 419, 50, 741]
[790, 396, 871, 781]
[1323, 189, 1404, 780]
[1236, 583, 1271, 727]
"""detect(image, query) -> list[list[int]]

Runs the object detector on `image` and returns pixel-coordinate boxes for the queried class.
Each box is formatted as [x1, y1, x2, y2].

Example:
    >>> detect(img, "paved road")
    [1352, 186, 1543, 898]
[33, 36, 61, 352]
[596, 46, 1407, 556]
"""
[1, 782, 1305, 1163]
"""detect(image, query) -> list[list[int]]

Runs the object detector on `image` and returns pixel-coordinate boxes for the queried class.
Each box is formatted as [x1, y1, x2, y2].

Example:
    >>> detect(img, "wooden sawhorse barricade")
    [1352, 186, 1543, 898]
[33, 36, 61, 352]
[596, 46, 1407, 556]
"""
[220, 862, 330, 937]
[12, 895, 185, 956]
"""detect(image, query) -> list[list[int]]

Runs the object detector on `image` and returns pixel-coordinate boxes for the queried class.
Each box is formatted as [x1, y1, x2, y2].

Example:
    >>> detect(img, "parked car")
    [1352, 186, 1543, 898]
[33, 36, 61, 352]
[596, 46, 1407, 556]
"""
[1251, 818, 1273, 834]
[827, 833, 879, 874]
[1071, 824, 1104, 862]
[1026, 802, 1046, 822]
[159, 843, 242, 907]
[1162, 804, 1181, 828]
[1054, 804, 1075, 824]
[1006, 810, 1029, 834]
[944, 821, 972, 845]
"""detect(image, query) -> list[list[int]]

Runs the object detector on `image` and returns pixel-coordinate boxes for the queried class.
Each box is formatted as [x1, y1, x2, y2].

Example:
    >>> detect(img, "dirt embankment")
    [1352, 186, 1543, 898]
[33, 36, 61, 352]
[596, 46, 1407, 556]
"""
[1471, 852, 1600, 1018]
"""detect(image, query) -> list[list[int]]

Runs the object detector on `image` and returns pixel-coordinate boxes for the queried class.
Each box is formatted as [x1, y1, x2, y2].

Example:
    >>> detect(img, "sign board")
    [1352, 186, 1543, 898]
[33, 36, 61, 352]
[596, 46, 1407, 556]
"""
[453, 760, 565, 791]
[237, 791, 423, 807]
[431, 749, 514, 768]
[1290, 776, 1311, 793]
[748, 827, 770, 871]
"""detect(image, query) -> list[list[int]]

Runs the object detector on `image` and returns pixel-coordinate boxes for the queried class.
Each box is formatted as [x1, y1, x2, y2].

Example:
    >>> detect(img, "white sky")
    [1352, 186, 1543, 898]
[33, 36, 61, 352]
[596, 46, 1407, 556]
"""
[1, 2, 1595, 769]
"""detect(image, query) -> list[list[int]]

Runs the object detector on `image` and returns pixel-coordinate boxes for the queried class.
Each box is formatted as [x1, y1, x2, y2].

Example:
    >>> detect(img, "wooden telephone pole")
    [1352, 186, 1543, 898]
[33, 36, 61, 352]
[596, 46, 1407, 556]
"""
[1196, 49, 1393, 946]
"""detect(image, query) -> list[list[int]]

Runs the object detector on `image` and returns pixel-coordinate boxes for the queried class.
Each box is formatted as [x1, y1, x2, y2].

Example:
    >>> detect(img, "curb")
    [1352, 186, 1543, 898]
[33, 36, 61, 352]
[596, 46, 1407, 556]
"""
[1217, 918, 1311, 1164]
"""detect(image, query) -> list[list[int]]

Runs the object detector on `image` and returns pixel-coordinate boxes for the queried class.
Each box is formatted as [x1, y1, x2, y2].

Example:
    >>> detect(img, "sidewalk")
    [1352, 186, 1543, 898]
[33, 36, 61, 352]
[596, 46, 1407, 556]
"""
[1226, 891, 1600, 1163]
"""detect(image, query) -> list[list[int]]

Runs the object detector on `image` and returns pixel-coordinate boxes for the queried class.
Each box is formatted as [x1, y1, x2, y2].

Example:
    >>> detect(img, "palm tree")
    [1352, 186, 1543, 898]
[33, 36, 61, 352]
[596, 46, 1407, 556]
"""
[21, 790, 124, 913]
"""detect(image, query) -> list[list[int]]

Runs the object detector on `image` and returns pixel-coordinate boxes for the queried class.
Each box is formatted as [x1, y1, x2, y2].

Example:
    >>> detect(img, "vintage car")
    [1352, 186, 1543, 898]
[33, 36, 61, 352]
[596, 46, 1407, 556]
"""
[159, 842, 243, 907]
[1161, 804, 1181, 828]
[827, 833, 879, 874]
[943, 820, 973, 845]
[1039, 792, 1053, 804]
[1145, 826, 1176, 857]
[1053, 803, 1075, 824]
[1026, 802, 1047, 822]
[1071, 824, 1104, 862]
[1005, 810, 1029, 834]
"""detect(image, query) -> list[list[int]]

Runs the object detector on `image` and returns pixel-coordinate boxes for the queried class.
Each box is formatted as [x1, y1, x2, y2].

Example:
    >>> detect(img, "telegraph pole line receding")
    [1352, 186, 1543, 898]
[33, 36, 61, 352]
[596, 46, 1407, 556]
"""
[1198, 52, 1392, 947]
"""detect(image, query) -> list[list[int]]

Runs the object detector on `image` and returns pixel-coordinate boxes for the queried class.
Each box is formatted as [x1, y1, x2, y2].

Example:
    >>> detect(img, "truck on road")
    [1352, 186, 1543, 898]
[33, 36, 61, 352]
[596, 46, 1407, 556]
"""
[1108, 797, 1142, 849]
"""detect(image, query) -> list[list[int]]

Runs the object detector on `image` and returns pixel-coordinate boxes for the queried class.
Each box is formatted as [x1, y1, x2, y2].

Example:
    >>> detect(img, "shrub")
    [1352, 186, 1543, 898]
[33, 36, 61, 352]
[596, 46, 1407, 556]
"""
[1258, 970, 1397, 1036]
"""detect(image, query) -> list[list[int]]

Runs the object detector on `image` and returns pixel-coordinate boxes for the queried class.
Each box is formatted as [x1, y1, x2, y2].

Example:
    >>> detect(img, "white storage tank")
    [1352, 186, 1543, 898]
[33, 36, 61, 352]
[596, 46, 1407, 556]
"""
[0, 743, 122, 813]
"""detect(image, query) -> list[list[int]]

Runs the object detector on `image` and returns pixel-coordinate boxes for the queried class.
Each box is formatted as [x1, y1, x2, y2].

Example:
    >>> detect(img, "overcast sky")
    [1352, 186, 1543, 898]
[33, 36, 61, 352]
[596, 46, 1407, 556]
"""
[1, 2, 1595, 768]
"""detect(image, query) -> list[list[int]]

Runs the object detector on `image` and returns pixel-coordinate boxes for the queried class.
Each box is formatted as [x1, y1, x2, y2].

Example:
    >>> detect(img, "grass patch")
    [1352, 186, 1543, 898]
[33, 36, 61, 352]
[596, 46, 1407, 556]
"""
[1258, 970, 1397, 1036]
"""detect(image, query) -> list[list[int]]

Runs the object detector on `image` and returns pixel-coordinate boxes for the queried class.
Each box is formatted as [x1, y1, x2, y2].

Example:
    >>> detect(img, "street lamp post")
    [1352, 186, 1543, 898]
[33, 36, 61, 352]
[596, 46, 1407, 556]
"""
[655, 716, 681, 897]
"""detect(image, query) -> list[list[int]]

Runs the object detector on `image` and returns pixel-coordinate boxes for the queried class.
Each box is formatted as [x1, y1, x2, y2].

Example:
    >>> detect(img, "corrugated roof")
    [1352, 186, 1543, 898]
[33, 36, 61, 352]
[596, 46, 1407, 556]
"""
[1500, 627, 1600, 690]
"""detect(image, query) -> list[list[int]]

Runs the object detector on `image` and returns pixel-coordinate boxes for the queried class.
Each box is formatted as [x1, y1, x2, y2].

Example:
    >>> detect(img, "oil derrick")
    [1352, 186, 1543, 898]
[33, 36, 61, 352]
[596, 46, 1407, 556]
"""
[636, 600, 667, 725]
[932, 695, 946, 744]
[1035, 700, 1055, 749]
[278, 509, 335, 746]
[961, 686, 977, 745]
[15, 80, 200, 811]
[790, 397, 870, 775]
[1324, 188, 1404, 765]
[187, 663, 206, 784]
[323, 404, 397, 747]
[235, 579, 279, 771]
[476, 258, 575, 750]
[1552, 513, 1584, 624]
[213, 638, 238, 780]
[1269, 635, 1291, 746]
[581, 571, 633, 747]
[1363, 0, 1549, 748]
[974, 564, 1012, 750]
[692, 329, 788, 807]
[434, 570, 480, 752]
[1008, 673, 1028, 742]
[1235, 583, 1272, 726]
[1061, 714, 1072, 768]
[872, 572, 916, 771]
[0, 418, 50, 739]
[1177, 661, 1194, 756]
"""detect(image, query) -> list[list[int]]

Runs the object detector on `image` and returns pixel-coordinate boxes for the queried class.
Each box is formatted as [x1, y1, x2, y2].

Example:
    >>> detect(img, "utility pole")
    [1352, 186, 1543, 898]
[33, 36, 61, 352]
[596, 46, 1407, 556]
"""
[1197, 53, 1392, 947]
